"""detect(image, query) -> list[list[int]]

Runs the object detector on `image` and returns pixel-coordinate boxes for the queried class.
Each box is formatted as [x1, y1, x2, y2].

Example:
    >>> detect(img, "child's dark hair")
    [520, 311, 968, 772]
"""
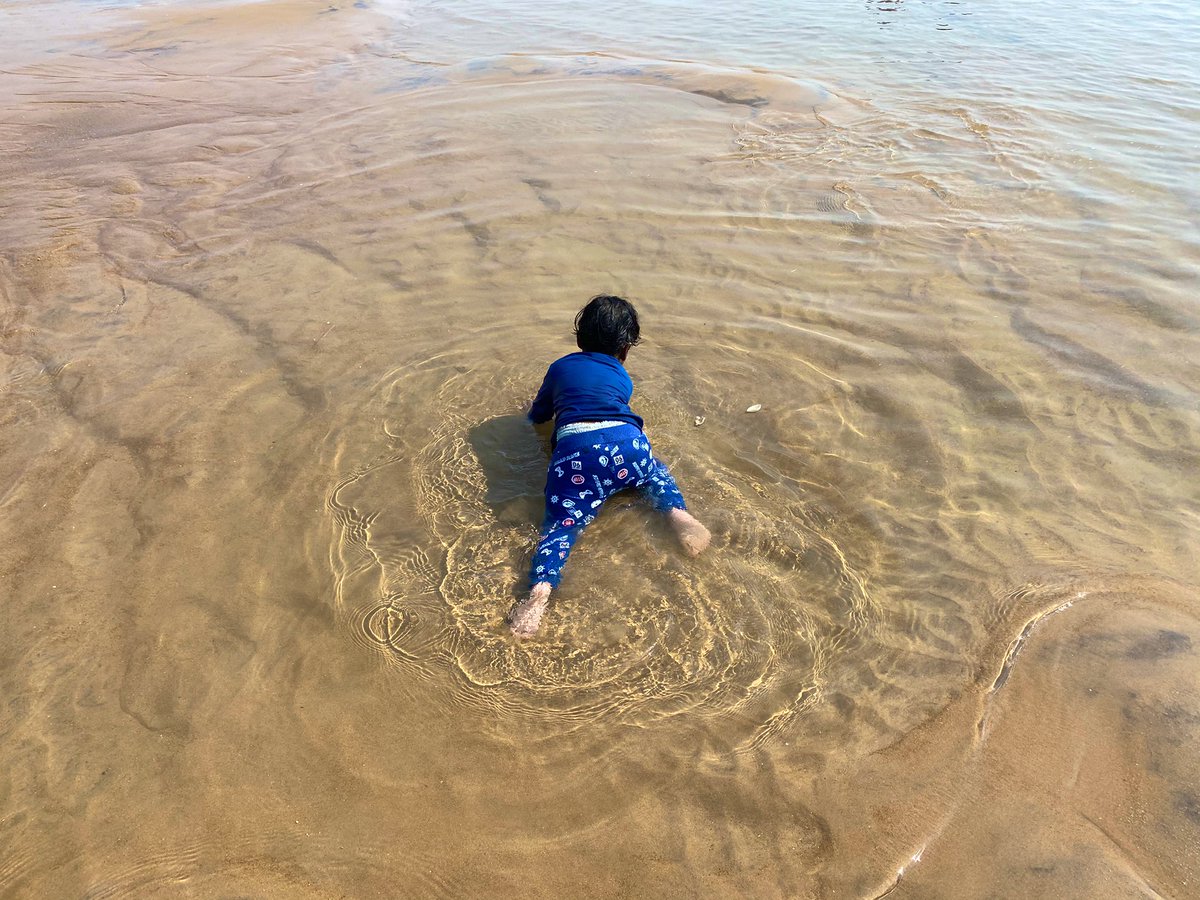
[574, 294, 641, 359]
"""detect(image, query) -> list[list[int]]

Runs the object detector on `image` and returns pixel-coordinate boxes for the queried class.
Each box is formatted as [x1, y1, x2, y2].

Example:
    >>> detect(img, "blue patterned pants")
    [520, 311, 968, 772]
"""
[530, 423, 687, 588]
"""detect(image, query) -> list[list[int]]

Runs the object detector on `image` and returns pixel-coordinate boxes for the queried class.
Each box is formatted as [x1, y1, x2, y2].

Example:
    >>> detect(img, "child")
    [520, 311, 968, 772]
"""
[508, 294, 711, 638]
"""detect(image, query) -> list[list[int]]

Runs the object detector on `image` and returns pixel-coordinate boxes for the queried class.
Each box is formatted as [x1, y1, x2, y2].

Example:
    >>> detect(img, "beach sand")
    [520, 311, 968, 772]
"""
[2, 0, 1198, 895]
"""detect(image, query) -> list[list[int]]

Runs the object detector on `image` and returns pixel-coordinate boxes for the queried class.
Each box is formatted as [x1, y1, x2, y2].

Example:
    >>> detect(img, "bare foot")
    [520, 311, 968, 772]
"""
[509, 582, 552, 638]
[667, 508, 711, 556]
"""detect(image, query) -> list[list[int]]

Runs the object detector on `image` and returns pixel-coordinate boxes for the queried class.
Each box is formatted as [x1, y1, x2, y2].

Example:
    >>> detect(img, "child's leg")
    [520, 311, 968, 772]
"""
[508, 511, 583, 638]
[510, 511, 588, 637]
[510, 447, 603, 636]
[638, 453, 711, 557]
[529, 511, 587, 591]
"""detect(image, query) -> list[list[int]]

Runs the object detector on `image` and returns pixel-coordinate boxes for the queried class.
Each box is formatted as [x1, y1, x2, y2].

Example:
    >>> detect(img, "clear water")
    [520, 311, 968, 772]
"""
[2, 0, 1198, 895]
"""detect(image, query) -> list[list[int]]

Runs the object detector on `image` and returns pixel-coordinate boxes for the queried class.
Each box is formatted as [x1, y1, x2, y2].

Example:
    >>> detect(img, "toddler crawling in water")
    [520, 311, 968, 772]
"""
[508, 294, 711, 637]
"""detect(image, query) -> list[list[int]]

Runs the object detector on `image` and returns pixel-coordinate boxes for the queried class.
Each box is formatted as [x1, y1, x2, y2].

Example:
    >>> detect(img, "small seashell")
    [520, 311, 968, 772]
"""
[745, 404, 762, 413]
[694, 416, 705, 426]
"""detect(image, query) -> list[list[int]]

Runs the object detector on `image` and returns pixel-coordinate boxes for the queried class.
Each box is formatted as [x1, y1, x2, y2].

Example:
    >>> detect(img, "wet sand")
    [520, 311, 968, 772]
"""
[2, 0, 1199, 896]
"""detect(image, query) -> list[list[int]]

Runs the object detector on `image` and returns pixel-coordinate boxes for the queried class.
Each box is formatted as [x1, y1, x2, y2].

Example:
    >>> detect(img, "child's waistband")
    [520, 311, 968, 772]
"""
[554, 420, 629, 441]
[553, 421, 642, 452]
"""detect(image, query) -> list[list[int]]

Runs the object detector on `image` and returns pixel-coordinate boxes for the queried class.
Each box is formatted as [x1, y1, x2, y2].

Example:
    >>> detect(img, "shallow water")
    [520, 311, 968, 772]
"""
[2, 0, 1198, 896]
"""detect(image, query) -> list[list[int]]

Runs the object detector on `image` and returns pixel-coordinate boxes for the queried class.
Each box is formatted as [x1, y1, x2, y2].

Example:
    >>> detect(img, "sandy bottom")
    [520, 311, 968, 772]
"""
[1, 0, 1198, 896]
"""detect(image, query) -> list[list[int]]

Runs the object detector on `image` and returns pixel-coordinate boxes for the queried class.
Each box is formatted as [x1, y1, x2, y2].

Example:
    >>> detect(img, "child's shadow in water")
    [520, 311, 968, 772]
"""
[467, 414, 549, 528]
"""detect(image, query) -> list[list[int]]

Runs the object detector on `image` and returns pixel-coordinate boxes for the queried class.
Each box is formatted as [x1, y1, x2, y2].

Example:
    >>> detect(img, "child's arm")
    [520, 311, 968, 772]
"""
[528, 370, 554, 424]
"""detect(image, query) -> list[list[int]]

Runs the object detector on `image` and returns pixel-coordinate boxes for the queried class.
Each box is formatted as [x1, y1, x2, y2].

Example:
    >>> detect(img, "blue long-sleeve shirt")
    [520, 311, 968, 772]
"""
[528, 352, 645, 435]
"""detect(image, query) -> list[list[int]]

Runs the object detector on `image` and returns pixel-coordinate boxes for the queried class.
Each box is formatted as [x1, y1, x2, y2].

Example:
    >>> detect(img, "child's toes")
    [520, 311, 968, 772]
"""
[668, 510, 711, 556]
[682, 522, 711, 556]
[508, 596, 548, 637]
